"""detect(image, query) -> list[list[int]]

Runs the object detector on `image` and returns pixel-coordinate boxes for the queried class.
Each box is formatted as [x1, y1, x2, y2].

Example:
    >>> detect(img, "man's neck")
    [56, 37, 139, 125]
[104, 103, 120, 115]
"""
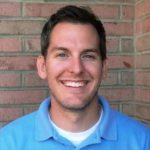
[49, 109, 103, 146]
[49, 99, 101, 132]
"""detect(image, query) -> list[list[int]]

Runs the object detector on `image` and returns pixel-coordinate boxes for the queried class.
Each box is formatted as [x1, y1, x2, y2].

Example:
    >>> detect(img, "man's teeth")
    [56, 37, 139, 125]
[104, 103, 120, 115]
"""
[63, 81, 85, 87]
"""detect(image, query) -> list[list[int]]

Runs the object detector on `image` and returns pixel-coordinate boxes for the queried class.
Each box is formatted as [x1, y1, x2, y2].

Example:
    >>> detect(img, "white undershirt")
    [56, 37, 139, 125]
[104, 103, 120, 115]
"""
[48, 110, 103, 146]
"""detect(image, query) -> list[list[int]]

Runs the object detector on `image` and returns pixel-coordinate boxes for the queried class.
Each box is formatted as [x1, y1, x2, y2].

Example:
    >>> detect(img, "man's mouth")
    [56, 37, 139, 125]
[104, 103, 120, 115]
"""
[62, 81, 87, 88]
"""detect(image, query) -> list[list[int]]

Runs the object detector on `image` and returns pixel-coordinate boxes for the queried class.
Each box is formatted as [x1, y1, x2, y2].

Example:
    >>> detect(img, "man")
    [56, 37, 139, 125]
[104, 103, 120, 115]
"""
[0, 5, 150, 150]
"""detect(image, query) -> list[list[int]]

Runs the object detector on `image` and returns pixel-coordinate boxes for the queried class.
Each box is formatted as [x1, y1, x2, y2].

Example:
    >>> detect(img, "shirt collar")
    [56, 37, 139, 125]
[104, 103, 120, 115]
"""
[34, 96, 117, 141]
[35, 97, 53, 141]
[98, 96, 117, 141]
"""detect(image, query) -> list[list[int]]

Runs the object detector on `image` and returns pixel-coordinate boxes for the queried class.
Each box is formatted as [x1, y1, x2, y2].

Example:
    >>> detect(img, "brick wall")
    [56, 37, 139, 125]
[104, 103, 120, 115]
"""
[133, 0, 150, 126]
[0, 0, 149, 127]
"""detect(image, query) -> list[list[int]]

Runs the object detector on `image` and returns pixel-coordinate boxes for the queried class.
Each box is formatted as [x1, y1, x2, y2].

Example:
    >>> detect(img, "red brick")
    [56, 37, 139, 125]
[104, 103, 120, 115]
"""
[135, 21, 143, 35]
[102, 0, 133, 2]
[91, 5, 119, 19]
[104, 22, 133, 36]
[120, 71, 134, 85]
[0, 2, 20, 17]
[135, 72, 150, 86]
[110, 103, 120, 111]
[106, 38, 119, 52]
[135, 54, 150, 68]
[0, 73, 20, 87]
[123, 103, 150, 120]
[122, 103, 135, 116]
[0, 107, 23, 121]
[0, 20, 44, 35]
[135, 1, 144, 18]
[121, 38, 134, 52]
[134, 105, 150, 120]
[25, 3, 119, 19]
[144, 0, 150, 15]
[0, 38, 21, 52]
[24, 3, 64, 17]
[0, 56, 36, 70]
[25, 37, 40, 52]
[99, 87, 134, 100]
[143, 16, 150, 33]
[136, 35, 150, 51]
[122, 5, 134, 19]
[24, 72, 48, 87]
[0, 90, 47, 104]
[135, 0, 150, 18]
[108, 55, 134, 69]
[101, 71, 118, 85]
[23, 105, 39, 115]
[134, 88, 150, 102]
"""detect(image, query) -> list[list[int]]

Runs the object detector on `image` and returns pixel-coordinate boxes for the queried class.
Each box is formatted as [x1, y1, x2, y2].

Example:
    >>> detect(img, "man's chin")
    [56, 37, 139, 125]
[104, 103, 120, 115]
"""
[61, 100, 92, 112]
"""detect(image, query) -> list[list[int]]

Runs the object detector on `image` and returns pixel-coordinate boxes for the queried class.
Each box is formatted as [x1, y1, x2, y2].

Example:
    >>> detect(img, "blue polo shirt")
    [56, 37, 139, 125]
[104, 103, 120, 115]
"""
[0, 96, 150, 150]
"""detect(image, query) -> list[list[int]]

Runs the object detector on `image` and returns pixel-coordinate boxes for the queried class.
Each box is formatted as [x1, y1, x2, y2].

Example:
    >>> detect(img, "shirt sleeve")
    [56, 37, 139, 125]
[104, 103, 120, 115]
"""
[0, 130, 15, 150]
[145, 131, 150, 150]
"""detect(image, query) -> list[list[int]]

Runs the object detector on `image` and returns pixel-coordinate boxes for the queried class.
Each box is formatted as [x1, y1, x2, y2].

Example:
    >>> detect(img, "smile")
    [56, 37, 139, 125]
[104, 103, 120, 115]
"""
[62, 81, 87, 88]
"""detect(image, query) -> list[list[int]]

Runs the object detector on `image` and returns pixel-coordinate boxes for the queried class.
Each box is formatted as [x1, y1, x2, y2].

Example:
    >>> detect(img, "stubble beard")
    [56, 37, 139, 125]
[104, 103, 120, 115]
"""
[50, 83, 101, 113]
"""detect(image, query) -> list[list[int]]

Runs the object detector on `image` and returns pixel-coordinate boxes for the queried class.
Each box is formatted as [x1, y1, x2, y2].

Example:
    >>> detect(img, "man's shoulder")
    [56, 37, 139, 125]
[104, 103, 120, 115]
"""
[0, 111, 37, 136]
[99, 96, 150, 135]
[114, 110, 150, 135]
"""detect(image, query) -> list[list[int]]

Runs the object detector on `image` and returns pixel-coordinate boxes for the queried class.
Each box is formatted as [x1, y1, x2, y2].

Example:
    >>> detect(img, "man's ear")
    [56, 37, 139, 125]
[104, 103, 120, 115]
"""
[36, 56, 47, 79]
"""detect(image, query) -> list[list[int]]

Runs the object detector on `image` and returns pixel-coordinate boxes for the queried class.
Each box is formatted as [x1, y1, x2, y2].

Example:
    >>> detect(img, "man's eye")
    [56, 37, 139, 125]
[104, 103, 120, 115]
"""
[57, 53, 67, 58]
[82, 54, 96, 60]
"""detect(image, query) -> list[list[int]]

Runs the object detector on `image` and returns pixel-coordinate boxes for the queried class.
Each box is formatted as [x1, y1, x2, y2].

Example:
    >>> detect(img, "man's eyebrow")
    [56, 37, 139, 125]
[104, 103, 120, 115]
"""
[83, 48, 100, 54]
[52, 46, 69, 51]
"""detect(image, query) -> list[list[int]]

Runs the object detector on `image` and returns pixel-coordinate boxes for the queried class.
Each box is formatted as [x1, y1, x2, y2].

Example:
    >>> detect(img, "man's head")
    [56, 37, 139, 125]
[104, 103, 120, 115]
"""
[41, 5, 107, 62]
[37, 5, 107, 111]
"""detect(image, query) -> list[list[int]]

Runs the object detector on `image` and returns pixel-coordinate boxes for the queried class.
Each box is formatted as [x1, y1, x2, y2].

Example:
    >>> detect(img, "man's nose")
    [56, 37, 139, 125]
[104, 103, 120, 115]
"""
[69, 57, 84, 75]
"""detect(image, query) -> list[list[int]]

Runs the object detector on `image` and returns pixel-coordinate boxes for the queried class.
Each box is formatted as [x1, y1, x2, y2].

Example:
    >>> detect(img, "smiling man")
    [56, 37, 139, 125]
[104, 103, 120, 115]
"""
[0, 5, 150, 150]
[37, 21, 104, 133]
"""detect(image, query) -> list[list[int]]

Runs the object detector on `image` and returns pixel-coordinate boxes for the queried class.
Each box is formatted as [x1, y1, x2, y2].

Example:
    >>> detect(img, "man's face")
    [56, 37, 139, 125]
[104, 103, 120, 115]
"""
[37, 22, 106, 111]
